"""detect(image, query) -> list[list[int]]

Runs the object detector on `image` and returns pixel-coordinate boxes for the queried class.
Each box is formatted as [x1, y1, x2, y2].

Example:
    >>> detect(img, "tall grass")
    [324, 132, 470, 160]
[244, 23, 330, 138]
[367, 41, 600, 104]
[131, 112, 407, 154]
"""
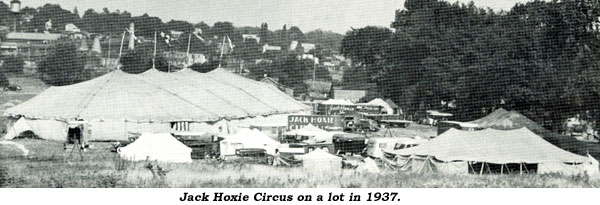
[1, 139, 600, 188]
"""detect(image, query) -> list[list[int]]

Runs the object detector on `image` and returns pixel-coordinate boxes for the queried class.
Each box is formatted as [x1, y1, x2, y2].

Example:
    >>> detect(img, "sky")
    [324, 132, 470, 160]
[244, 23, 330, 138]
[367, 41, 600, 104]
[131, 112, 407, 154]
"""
[4, 0, 531, 34]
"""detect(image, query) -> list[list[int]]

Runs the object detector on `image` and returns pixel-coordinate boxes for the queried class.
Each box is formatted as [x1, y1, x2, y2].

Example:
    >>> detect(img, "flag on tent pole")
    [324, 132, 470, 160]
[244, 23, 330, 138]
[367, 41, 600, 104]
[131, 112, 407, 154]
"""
[159, 32, 173, 47]
[193, 28, 205, 42]
[226, 36, 234, 49]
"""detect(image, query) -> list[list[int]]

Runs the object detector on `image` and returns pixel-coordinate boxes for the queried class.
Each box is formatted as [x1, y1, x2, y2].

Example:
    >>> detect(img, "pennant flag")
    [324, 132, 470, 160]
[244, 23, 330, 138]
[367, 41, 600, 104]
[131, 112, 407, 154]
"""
[193, 32, 205, 42]
[158, 32, 172, 47]
[226, 36, 234, 50]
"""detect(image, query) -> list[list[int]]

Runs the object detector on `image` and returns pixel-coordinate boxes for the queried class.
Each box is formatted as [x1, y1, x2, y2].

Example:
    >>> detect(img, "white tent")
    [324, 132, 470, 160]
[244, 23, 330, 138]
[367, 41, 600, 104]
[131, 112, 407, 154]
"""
[283, 124, 337, 143]
[367, 98, 393, 114]
[119, 133, 192, 163]
[219, 129, 280, 156]
[296, 149, 342, 173]
[321, 99, 354, 106]
[3, 68, 309, 141]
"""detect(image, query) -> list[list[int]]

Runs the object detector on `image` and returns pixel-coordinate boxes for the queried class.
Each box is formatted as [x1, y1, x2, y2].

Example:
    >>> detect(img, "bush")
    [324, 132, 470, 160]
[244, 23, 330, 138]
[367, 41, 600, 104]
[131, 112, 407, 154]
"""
[0, 73, 9, 87]
[1, 56, 24, 74]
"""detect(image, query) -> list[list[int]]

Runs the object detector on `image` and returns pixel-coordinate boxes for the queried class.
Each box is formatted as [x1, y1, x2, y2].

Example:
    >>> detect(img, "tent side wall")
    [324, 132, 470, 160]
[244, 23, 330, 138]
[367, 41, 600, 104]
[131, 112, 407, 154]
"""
[538, 162, 588, 176]
[3, 118, 67, 141]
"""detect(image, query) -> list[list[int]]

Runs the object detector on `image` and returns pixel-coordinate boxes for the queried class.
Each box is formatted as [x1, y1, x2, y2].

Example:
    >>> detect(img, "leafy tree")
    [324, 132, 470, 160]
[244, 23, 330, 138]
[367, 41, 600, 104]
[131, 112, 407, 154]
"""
[164, 20, 194, 33]
[260, 22, 270, 43]
[189, 61, 220, 73]
[1, 56, 24, 74]
[38, 40, 88, 86]
[288, 26, 306, 42]
[32, 4, 80, 32]
[0, 73, 9, 87]
[305, 29, 344, 52]
[232, 39, 262, 62]
[340, 26, 392, 69]
[119, 42, 168, 74]
[210, 21, 234, 38]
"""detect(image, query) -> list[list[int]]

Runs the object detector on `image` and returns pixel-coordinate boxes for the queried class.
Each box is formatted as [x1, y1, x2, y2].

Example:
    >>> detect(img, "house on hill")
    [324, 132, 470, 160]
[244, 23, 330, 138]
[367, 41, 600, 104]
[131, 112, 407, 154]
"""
[304, 80, 332, 100]
[0, 32, 62, 61]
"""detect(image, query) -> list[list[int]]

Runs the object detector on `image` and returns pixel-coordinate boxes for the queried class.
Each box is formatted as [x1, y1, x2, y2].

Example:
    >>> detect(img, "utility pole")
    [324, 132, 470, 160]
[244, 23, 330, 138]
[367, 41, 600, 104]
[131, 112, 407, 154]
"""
[106, 35, 111, 68]
[218, 36, 226, 68]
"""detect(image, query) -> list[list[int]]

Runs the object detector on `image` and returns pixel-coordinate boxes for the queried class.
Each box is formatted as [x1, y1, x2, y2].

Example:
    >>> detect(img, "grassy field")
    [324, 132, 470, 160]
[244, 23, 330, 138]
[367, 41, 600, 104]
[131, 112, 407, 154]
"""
[1, 138, 599, 188]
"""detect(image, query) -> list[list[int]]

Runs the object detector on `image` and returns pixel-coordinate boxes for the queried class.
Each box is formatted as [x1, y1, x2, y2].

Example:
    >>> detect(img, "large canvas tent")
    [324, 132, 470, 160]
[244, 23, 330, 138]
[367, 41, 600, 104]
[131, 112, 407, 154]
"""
[469, 108, 600, 159]
[119, 133, 192, 163]
[383, 128, 597, 175]
[3, 68, 309, 141]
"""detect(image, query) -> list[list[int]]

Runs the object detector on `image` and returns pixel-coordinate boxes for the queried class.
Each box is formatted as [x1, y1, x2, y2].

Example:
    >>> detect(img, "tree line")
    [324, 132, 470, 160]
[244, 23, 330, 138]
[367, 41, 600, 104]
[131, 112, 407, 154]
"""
[341, 0, 600, 130]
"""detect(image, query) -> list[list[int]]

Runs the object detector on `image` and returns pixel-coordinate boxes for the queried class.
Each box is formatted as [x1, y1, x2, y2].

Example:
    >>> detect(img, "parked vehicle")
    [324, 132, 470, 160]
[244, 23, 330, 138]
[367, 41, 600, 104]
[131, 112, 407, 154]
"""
[3, 84, 21, 92]
[332, 132, 367, 155]
[228, 148, 272, 164]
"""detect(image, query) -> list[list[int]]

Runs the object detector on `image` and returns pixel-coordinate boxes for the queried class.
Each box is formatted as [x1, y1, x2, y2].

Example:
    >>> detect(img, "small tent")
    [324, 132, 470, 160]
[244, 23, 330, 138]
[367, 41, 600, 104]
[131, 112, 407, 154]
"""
[296, 149, 342, 173]
[119, 133, 192, 163]
[219, 129, 280, 156]
[383, 128, 596, 175]
[367, 98, 394, 114]
[384, 99, 401, 115]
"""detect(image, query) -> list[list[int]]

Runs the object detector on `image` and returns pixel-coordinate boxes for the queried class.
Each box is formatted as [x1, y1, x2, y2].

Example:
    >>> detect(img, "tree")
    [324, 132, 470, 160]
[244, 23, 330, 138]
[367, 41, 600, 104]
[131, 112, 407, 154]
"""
[340, 26, 392, 69]
[260, 22, 270, 43]
[210, 21, 234, 38]
[305, 29, 344, 52]
[288, 26, 306, 42]
[0, 73, 8, 87]
[232, 39, 262, 62]
[1, 56, 24, 74]
[38, 40, 87, 86]
[32, 4, 80, 32]
[164, 20, 194, 33]
[119, 42, 168, 74]
[189, 61, 220, 73]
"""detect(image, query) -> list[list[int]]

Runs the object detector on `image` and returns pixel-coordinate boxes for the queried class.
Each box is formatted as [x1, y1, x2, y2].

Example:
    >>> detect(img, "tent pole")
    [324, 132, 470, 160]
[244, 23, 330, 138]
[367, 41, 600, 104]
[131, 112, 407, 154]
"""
[479, 162, 484, 176]
[520, 163, 523, 175]
[506, 164, 511, 175]
[523, 163, 529, 174]
[486, 162, 492, 174]
[501, 164, 504, 175]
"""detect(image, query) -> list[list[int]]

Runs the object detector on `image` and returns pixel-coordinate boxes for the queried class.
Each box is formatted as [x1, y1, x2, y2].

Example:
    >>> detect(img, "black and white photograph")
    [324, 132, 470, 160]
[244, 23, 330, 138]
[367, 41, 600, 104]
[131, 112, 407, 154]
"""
[1, 0, 600, 199]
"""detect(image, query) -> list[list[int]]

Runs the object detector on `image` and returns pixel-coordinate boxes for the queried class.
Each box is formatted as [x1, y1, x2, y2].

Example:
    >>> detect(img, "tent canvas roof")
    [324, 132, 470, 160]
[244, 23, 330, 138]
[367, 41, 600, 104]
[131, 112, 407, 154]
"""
[385, 99, 399, 109]
[469, 108, 600, 159]
[221, 129, 280, 146]
[296, 149, 341, 159]
[321, 99, 354, 106]
[387, 128, 588, 164]
[4, 68, 309, 122]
